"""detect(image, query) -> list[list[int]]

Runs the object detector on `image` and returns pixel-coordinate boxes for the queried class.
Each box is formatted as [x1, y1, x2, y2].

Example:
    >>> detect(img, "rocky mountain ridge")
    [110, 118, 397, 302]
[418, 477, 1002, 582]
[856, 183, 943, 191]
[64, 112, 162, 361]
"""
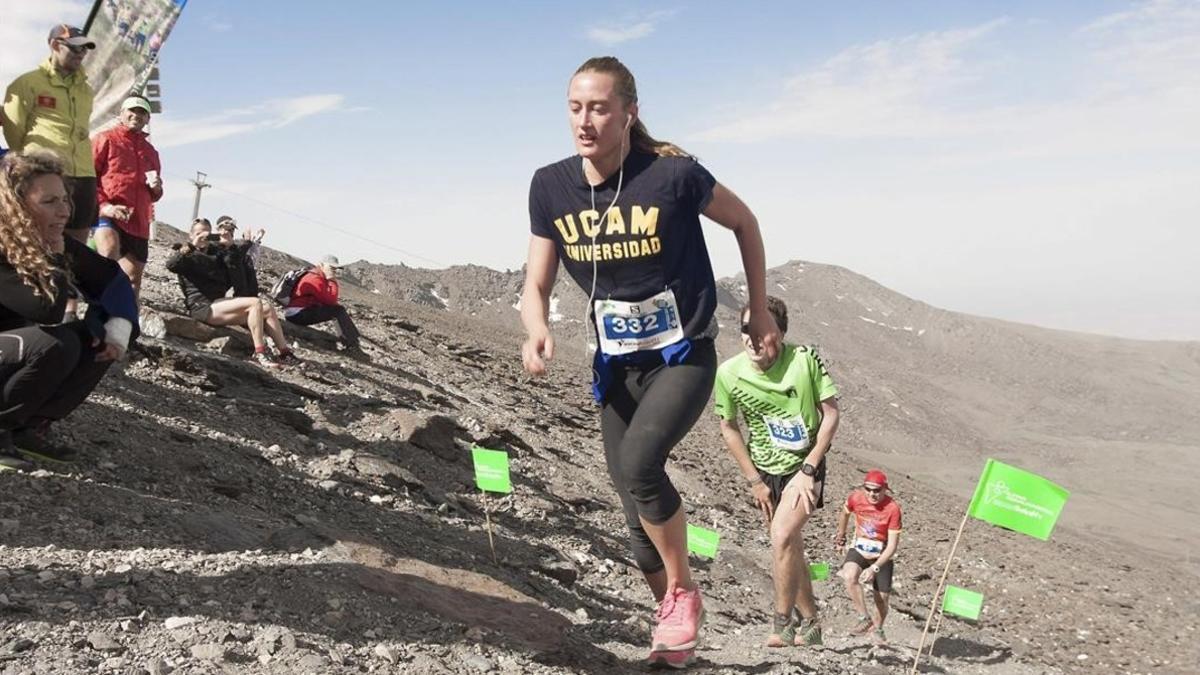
[0, 226, 1196, 674]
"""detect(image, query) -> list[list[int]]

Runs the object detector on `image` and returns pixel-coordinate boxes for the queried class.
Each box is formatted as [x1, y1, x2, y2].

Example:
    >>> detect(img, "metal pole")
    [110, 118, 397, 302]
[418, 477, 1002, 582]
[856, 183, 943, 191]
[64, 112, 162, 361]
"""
[190, 171, 209, 222]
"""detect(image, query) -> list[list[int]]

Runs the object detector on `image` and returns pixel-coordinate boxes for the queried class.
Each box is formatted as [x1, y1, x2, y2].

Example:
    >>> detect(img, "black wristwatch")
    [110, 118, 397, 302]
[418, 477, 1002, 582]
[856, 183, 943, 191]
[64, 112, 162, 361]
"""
[800, 462, 817, 477]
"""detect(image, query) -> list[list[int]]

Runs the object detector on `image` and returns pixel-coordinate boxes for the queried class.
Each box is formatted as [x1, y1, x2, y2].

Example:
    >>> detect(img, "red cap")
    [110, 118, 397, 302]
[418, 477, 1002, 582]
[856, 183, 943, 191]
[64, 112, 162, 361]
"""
[864, 470, 888, 488]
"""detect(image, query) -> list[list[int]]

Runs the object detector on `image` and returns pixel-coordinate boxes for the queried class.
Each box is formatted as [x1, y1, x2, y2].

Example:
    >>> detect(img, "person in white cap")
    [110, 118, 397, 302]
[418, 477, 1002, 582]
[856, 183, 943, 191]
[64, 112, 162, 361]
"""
[283, 255, 362, 352]
[3, 25, 98, 244]
[92, 95, 163, 298]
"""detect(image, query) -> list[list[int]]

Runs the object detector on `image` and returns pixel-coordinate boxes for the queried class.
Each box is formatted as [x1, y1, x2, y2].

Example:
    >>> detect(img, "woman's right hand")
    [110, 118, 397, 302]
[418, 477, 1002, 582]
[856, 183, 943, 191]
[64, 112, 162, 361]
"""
[521, 327, 554, 376]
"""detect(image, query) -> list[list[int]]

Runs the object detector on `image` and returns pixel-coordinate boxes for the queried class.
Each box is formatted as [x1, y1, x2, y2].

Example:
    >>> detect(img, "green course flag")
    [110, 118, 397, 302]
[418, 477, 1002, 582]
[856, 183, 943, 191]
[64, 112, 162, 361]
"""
[942, 585, 984, 620]
[809, 562, 830, 581]
[471, 446, 511, 494]
[967, 459, 1068, 541]
[686, 524, 720, 559]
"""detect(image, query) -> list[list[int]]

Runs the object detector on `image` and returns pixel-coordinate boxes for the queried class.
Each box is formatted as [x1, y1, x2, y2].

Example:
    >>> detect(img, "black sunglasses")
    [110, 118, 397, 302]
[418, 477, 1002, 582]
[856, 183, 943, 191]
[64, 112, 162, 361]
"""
[864, 486, 884, 494]
[56, 41, 92, 54]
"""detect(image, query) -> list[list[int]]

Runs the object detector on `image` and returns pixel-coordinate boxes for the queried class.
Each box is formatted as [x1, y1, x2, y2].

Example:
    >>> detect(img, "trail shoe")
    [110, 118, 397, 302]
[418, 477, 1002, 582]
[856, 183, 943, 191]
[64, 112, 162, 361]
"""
[12, 421, 78, 464]
[765, 612, 796, 648]
[647, 648, 695, 669]
[276, 350, 302, 367]
[1, 431, 34, 472]
[794, 616, 823, 647]
[651, 586, 704, 652]
[250, 351, 281, 369]
[848, 615, 875, 636]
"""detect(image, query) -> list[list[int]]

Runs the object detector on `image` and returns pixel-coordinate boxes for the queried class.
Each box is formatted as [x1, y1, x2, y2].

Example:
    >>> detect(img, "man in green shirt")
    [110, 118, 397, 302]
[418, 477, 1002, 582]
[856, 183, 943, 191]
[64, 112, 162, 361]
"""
[714, 295, 840, 648]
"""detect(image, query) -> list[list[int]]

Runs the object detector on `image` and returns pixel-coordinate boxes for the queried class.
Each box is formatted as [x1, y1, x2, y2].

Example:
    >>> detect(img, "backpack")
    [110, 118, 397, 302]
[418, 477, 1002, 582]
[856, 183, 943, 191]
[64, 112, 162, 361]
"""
[270, 268, 309, 306]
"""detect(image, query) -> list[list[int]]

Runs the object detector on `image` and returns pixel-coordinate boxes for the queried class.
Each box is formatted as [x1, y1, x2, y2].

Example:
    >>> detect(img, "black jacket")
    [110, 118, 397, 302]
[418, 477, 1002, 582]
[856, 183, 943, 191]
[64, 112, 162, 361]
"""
[165, 241, 255, 314]
[0, 237, 138, 338]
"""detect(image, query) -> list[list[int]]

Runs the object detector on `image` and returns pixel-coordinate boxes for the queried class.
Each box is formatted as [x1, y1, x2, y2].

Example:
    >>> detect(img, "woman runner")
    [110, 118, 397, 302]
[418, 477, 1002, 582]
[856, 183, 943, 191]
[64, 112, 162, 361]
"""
[520, 56, 780, 669]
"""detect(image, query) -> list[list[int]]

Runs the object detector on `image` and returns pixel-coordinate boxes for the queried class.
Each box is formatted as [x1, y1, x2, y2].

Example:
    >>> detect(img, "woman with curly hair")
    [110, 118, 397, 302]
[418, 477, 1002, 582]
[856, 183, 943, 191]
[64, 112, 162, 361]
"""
[0, 151, 137, 471]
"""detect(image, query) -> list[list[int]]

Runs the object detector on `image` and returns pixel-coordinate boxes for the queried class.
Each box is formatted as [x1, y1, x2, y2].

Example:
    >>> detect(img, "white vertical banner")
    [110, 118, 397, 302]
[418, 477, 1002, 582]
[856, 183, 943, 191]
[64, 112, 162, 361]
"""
[83, 0, 187, 133]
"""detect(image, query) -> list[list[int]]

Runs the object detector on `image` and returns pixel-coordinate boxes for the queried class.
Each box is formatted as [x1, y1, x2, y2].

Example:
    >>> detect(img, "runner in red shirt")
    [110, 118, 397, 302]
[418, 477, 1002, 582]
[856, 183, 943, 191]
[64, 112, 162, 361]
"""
[833, 469, 902, 644]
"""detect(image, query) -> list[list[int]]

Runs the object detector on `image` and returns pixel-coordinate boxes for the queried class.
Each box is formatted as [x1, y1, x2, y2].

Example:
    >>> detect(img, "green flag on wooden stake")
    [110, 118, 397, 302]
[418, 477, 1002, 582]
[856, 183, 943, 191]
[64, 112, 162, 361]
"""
[967, 459, 1068, 541]
[471, 446, 511, 494]
[686, 524, 720, 559]
[942, 585, 984, 620]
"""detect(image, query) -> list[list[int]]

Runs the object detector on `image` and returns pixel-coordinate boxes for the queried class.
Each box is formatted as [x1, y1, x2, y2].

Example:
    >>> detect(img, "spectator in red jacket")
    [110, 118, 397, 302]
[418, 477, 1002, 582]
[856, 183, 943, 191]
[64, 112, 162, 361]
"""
[284, 255, 361, 351]
[92, 95, 162, 297]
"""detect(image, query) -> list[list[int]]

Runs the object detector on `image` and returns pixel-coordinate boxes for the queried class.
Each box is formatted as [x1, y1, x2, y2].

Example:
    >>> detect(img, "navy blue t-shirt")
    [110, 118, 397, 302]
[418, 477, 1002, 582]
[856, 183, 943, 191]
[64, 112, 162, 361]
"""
[528, 151, 719, 342]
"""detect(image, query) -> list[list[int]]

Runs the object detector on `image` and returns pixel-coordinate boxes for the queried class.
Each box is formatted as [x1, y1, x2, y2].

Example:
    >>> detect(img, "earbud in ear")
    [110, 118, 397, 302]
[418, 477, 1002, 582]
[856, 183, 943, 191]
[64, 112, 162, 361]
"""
[626, 114, 634, 128]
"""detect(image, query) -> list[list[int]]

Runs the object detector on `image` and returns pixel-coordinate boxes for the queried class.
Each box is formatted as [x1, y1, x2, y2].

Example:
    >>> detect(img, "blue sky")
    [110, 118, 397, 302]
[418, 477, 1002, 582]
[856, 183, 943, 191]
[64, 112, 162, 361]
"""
[3, 1, 1197, 340]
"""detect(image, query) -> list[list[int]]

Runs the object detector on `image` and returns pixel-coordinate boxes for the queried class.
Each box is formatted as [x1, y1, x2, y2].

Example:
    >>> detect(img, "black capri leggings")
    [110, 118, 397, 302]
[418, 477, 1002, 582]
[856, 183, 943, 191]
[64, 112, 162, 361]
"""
[0, 322, 111, 430]
[600, 340, 717, 573]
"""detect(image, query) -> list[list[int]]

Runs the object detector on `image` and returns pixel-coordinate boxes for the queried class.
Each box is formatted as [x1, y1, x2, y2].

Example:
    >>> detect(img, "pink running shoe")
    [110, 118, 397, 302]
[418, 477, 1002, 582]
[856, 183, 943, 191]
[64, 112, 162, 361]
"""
[651, 586, 705, 652]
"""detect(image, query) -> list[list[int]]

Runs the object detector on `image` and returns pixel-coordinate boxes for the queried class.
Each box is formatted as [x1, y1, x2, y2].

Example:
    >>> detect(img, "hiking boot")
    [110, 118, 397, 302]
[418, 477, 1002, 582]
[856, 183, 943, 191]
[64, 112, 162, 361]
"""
[794, 616, 823, 647]
[848, 615, 875, 636]
[0, 431, 34, 472]
[765, 612, 795, 648]
[12, 421, 78, 464]
[651, 586, 705, 653]
[276, 350, 302, 367]
[250, 351, 281, 369]
[647, 648, 695, 669]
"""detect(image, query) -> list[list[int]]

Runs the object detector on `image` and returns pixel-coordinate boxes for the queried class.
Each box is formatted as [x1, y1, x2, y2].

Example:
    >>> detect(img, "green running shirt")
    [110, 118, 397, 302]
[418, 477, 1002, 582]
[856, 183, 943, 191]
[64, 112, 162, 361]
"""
[714, 344, 838, 476]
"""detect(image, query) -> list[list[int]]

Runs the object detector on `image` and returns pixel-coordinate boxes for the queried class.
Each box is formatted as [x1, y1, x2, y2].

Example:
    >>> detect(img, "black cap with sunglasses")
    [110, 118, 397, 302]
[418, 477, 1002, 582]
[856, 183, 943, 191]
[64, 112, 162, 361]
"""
[48, 25, 96, 51]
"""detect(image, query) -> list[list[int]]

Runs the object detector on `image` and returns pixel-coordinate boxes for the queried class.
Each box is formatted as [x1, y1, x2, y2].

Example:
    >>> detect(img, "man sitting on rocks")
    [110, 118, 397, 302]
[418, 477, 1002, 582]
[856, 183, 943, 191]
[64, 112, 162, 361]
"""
[214, 215, 262, 298]
[165, 218, 298, 369]
[283, 255, 362, 353]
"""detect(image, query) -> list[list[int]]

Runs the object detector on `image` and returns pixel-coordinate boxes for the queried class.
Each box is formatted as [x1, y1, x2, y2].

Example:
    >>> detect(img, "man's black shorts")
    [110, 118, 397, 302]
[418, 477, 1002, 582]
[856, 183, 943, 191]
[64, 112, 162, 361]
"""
[843, 549, 894, 593]
[117, 229, 149, 263]
[63, 176, 98, 233]
[759, 457, 826, 510]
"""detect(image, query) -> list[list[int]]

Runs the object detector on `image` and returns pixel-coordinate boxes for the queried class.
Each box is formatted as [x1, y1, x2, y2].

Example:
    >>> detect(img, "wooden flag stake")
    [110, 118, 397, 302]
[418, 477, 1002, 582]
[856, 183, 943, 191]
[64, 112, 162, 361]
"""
[481, 488, 497, 564]
[910, 509, 970, 675]
[928, 603, 948, 657]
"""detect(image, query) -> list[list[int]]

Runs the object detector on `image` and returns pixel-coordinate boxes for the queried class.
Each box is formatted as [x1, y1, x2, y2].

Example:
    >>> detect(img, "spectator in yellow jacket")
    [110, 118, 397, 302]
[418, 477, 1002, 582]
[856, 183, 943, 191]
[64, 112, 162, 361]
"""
[3, 25, 98, 243]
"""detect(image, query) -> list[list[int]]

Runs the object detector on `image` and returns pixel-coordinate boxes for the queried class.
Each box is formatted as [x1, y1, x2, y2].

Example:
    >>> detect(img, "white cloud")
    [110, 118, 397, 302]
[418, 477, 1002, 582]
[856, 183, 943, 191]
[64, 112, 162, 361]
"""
[150, 94, 346, 148]
[693, 19, 1007, 142]
[0, 0, 90, 87]
[202, 16, 233, 32]
[586, 10, 677, 46]
[693, 5, 1200, 160]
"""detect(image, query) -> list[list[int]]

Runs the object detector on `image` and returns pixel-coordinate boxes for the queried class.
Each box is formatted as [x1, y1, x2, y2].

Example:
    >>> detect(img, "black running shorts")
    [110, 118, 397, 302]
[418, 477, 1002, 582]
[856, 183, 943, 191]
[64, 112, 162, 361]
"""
[758, 457, 826, 510]
[843, 549, 894, 593]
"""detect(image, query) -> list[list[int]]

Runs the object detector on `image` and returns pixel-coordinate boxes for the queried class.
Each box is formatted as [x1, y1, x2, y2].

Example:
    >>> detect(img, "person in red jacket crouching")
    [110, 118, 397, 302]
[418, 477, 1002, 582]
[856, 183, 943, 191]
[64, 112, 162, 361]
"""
[92, 95, 162, 298]
[284, 255, 362, 353]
